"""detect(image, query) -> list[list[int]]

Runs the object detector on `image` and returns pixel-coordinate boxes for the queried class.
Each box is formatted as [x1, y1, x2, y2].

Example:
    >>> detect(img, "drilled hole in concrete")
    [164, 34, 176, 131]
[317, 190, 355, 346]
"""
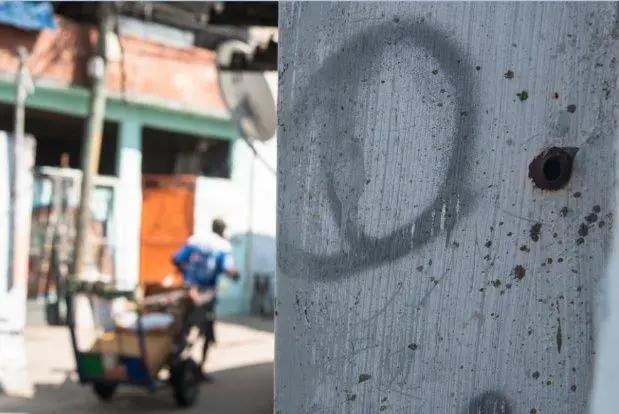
[529, 147, 577, 191]
[542, 157, 562, 181]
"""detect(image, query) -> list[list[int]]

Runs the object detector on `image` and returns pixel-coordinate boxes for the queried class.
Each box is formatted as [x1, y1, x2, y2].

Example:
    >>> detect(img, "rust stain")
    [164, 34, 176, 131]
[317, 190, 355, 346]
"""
[513, 265, 526, 280]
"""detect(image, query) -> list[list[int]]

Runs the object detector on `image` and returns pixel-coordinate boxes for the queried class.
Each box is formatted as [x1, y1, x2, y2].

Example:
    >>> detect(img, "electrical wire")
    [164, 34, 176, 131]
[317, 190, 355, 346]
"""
[239, 135, 276, 176]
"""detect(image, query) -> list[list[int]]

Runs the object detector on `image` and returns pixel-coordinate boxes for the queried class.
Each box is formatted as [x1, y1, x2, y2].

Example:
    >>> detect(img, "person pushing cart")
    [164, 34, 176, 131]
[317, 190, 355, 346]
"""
[171, 218, 240, 381]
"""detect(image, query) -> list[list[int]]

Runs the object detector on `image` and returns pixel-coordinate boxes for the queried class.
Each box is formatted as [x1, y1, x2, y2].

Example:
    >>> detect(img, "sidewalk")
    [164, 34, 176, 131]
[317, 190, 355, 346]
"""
[0, 318, 274, 414]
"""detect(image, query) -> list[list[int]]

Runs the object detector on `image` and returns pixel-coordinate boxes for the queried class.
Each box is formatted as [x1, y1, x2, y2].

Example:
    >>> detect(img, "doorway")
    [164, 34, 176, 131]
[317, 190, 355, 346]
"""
[139, 175, 195, 285]
[138, 127, 231, 285]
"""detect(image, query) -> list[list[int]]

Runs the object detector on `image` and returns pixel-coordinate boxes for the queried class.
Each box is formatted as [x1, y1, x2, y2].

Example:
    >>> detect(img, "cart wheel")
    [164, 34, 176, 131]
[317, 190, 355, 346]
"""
[170, 359, 201, 407]
[93, 382, 117, 402]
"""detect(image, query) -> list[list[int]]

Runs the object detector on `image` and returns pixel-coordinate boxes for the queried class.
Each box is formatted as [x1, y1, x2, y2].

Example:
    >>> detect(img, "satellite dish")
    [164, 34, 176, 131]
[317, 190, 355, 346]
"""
[217, 40, 277, 142]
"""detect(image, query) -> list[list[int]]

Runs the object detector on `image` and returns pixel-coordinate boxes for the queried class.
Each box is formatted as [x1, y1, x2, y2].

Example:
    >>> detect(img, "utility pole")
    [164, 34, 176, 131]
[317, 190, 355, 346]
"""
[8, 46, 33, 292]
[277, 3, 617, 413]
[72, 3, 110, 283]
[1, 46, 36, 332]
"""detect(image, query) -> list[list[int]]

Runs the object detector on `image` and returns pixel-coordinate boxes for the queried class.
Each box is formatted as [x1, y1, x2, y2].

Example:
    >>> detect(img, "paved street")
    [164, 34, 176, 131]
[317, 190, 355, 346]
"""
[0, 318, 274, 414]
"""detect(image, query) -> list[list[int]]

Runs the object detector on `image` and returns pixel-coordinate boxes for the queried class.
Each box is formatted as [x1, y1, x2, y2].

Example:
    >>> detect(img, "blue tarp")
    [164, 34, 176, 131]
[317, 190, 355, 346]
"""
[0, 1, 56, 31]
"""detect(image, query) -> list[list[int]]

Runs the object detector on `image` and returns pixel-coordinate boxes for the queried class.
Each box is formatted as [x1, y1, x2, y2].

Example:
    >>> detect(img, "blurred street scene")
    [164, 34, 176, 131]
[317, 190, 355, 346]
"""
[0, 2, 278, 413]
[0, 318, 274, 413]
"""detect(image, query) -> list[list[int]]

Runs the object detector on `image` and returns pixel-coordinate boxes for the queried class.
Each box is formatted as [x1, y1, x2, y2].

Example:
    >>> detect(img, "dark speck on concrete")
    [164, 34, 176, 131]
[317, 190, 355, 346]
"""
[576, 237, 585, 245]
[585, 213, 598, 223]
[567, 104, 577, 113]
[573, 192, 582, 198]
[476, 65, 481, 71]
[408, 343, 418, 351]
[513, 265, 526, 280]
[485, 240, 492, 248]
[380, 406, 388, 412]
[593, 205, 601, 213]
[491, 279, 502, 288]
[416, 265, 424, 272]
[520, 245, 530, 253]
[552, 92, 559, 99]
[578, 223, 589, 237]
[560, 206, 569, 217]
[557, 318, 563, 353]
[532, 371, 540, 379]
[530, 222, 542, 242]
[531, 409, 538, 414]
[517, 90, 529, 101]
[504, 70, 514, 79]
[599, 220, 606, 228]
[431, 69, 439, 75]
[392, 17, 400, 23]
[382, 397, 388, 403]
[358, 374, 372, 383]
[571, 385, 577, 392]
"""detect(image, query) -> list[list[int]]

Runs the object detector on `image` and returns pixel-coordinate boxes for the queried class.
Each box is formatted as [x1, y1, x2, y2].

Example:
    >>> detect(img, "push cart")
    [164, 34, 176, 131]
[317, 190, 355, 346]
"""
[66, 280, 202, 407]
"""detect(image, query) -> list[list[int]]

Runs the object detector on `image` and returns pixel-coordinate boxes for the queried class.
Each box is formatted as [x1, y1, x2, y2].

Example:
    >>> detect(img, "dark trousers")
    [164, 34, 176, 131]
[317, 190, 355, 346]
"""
[187, 298, 216, 345]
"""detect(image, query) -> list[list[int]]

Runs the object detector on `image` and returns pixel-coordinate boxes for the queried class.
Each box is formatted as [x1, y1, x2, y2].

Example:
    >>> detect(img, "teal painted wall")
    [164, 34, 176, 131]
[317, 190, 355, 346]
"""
[0, 78, 237, 140]
[195, 72, 278, 317]
[114, 118, 142, 291]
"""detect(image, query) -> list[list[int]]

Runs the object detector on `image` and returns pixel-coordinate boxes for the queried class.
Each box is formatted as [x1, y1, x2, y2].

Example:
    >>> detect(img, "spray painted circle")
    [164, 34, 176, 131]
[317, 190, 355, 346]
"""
[279, 19, 478, 281]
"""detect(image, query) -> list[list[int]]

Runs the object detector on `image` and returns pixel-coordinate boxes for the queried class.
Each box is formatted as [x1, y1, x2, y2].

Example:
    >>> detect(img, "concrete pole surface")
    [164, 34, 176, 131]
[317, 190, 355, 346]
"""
[277, 3, 618, 414]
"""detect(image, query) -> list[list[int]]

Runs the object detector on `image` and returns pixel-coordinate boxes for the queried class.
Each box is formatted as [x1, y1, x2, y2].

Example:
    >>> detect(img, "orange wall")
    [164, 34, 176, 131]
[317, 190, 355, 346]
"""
[0, 16, 226, 113]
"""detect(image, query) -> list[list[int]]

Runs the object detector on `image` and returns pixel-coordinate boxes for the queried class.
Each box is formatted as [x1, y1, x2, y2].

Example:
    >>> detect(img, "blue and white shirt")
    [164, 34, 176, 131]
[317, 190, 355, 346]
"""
[172, 232, 235, 297]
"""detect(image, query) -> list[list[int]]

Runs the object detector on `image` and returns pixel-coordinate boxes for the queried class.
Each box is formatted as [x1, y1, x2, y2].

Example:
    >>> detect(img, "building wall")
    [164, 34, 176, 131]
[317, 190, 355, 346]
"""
[194, 71, 277, 316]
[0, 15, 226, 115]
[0, 14, 235, 297]
[0, 16, 276, 318]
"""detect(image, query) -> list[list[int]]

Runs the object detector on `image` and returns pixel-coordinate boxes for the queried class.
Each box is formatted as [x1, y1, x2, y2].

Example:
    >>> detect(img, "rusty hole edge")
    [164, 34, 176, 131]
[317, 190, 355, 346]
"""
[528, 147, 577, 191]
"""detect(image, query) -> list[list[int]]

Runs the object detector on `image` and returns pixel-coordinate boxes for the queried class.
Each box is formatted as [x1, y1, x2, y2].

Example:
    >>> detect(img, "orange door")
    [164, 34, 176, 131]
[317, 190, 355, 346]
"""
[140, 175, 195, 285]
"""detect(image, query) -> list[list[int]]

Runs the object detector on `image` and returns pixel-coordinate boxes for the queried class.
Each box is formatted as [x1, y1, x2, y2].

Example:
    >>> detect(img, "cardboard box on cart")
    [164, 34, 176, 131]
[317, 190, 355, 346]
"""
[87, 329, 172, 379]
[83, 285, 190, 381]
